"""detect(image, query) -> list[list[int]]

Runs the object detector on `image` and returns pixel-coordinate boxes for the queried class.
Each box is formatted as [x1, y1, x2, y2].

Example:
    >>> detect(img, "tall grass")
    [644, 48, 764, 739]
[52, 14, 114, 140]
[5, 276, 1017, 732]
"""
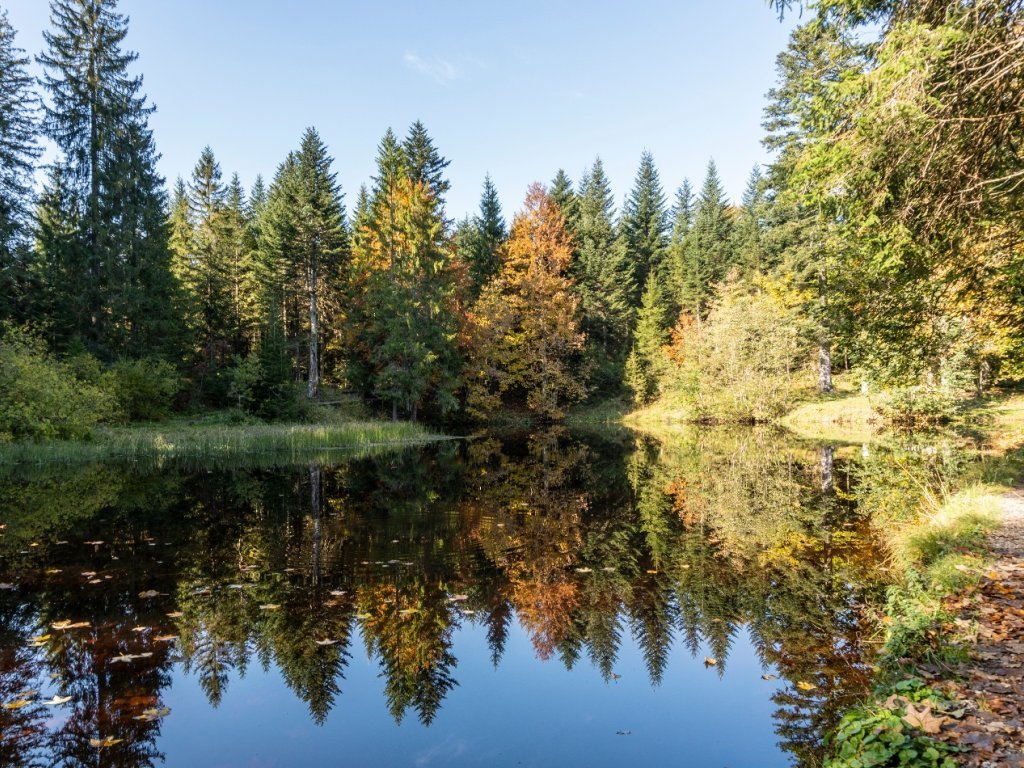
[0, 419, 443, 467]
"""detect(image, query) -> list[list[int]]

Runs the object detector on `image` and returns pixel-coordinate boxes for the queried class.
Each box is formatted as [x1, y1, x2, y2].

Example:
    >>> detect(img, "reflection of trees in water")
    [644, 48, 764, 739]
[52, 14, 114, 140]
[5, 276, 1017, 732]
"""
[0, 430, 895, 765]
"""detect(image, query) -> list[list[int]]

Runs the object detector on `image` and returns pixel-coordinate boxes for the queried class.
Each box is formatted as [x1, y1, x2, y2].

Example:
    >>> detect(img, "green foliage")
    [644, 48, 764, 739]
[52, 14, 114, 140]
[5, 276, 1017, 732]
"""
[229, 315, 305, 421]
[871, 387, 962, 427]
[102, 358, 181, 422]
[676, 160, 735, 318]
[0, 327, 114, 441]
[620, 151, 669, 303]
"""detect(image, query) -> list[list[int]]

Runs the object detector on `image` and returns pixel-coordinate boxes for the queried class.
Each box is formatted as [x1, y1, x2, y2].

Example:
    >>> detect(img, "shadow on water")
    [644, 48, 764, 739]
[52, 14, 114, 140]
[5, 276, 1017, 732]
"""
[0, 425, 912, 767]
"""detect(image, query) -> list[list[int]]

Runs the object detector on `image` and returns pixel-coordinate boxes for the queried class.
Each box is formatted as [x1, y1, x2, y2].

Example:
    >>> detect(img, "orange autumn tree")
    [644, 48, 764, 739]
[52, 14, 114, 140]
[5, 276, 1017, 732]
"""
[466, 184, 586, 419]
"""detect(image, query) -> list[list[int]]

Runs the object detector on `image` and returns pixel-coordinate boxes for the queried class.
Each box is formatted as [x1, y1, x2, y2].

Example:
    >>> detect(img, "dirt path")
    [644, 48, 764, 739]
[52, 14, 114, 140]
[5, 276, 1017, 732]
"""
[944, 491, 1024, 766]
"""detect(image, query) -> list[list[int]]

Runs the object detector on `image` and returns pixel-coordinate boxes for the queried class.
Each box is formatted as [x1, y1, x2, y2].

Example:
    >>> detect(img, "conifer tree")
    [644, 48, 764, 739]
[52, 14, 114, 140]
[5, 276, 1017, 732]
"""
[620, 152, 669, 304]
[733, 165, 768, 275]
[403, 120, 450, 202]
[38, 0, 178, 358]
[625, 272, 671, 404]
[573, 158, 635, 391]
[462, 174, 507, 295]
[666, 179, 695, 311]
[223, 174, 259, 352]
[0, 10, 41, 325]
[550, 169, 579, 235]
[678, 160, 734, 317]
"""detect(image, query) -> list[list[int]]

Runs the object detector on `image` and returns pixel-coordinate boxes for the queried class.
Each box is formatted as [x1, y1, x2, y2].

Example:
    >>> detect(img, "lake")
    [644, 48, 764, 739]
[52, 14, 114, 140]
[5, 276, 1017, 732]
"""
[0, 427, 891, 767]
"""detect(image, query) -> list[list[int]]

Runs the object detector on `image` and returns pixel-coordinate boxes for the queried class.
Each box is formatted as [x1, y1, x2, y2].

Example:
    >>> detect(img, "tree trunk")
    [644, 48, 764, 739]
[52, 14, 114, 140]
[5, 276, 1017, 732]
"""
[310, 464, 322, 587]
[818, 342, 833, 393]
[820, 445, 834, 493]
[307, 263, 319, 400]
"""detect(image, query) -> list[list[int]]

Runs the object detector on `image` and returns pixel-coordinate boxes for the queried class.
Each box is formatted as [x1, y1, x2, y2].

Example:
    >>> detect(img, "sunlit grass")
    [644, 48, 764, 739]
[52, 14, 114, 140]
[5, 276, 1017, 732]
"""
[0, 419, 443, 466]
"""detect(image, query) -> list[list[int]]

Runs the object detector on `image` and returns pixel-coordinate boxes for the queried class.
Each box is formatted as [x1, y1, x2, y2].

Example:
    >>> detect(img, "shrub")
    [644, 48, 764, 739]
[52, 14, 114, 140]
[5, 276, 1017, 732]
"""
[872, 386, 962, 426]
[228, 325, 306, 421]
[0, 328, 115, 441]
[102, 358, 182, 422]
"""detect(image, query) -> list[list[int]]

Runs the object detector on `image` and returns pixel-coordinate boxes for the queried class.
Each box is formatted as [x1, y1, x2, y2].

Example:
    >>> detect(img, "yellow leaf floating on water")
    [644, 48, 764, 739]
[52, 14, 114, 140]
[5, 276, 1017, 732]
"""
[84, 541, 104, 547]
[138, 590, 160, 599]
[355, 613, 372, 619]
[315, 639, 337, 646]
[45, 568, 62, 575]
[89, 737, 123, 749]
[258, 604, 281, 611]
[329, 590, 345, 597]
[3, 699, 32, 710]
[166, 611, 183, 619]
[31, 634, 51, 645]
[796, 681, 817, 691]
[43, 695, 72, 706]
[576, 567, 593, 574]
[131, 626, 149, 633]
[51, 620, 90, 631]
[153, 635, 177, 643]
[134, 706, 171, 721]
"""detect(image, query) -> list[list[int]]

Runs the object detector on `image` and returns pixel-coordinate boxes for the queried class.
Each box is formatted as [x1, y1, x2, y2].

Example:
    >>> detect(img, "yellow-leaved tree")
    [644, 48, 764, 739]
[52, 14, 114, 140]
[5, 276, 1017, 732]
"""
[466, 184, 586, 419]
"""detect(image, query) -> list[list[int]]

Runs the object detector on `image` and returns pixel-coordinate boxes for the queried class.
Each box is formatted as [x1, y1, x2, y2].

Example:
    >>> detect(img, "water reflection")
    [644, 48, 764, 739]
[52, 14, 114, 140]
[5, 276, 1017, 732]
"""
[0, 428, 886, 767]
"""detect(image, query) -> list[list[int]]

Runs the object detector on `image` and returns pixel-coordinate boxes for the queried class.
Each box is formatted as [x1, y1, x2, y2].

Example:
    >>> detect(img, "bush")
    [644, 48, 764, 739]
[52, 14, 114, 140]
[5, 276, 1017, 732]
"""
[228, 330, 306, 422]
[0, 329, 115, 441]
[102, 358, 182, 422]
[664, 279, 811, 422]
[872, 386, 962, 426]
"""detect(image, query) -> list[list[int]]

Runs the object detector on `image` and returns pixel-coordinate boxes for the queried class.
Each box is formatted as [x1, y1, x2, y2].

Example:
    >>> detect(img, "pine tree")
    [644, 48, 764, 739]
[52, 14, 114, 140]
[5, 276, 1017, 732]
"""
[38, 0, 178, 359]
[620, 152, 669, 304]
[0, 10, 41, 325]
[550, 169, 579, 235]
[467, 184, 586, 419]
[573, 158, 635, 391]
[463, 174, 507, 294]
[223, 173, 259, 353]
[678, 160, 734, 317]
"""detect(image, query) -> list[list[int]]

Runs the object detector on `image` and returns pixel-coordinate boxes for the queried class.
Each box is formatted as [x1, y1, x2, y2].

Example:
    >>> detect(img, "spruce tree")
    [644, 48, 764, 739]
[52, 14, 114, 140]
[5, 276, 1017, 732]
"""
[666, 179, 695, 312]
[678, 160, 734, 317]
[573, 158, 635, 392]
[550, 169, 579, 236]
[620, 152, 669, 304]
[0, 10, 41, 325]
[464, 174, 507, 294]
[38, 0, 178, 358]
[733, 165, 768, 275]
[403, 120, 450, 202]
[626, 272, 671, 404]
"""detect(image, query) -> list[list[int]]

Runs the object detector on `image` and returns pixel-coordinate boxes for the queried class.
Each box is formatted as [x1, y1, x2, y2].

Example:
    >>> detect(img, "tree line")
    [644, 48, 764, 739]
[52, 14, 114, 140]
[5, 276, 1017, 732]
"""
[2, 0, 1021, 432]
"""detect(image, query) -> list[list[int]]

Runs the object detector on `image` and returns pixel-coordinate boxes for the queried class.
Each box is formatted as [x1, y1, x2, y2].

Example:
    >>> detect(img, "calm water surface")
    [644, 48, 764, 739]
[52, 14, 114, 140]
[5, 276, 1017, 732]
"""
[0, 428, 886, 767]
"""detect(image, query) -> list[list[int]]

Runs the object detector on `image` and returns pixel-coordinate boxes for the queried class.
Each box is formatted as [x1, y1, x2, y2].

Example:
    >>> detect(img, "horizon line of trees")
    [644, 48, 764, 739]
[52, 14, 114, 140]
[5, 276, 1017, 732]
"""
[2, 0, 1021, 436]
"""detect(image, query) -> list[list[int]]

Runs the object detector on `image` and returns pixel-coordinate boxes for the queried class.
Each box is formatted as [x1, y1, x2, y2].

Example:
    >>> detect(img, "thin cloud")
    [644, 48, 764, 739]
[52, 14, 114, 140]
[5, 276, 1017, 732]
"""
[403, 50, 461, 84]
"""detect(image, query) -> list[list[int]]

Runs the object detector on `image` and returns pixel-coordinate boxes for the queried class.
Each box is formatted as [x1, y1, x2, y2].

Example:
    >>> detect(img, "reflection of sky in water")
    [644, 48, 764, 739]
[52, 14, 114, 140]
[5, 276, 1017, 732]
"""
[160, 622, 782, 768]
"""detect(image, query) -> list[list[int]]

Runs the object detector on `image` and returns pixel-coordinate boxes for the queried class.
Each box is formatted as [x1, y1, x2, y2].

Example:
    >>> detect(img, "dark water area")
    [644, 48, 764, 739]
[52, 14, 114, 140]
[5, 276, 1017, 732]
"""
[0, 428, 889, 767]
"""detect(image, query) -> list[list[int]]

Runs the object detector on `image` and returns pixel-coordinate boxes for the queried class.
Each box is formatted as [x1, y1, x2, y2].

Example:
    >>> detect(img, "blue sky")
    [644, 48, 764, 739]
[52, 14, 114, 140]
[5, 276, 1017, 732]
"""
[6, 0, 798, 220]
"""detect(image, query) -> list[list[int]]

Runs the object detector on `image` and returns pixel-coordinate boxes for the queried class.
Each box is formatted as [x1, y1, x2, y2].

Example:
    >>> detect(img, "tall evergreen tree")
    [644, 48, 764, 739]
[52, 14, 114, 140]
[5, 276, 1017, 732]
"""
[625, 272, 672, 404]
[666, 179, 695, 312]
[573, 158, 635, 391]
[0, 10, 41, 324]
[678, 160, 734, 317]
[462, 174, 507, 295]
[37, 0, 178, 358]
[550, 168, 579, 236]
[403, 120, 450, 202]
[620, 152, 669, 304]
[733, 165, 769, 275]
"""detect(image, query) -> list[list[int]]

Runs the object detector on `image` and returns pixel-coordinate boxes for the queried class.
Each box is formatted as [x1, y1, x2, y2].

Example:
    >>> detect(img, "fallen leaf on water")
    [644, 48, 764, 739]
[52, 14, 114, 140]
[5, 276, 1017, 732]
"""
[138, 590, 160, 599]
[315, 639, 337, 646]
[87, 579, 101, 585]
[576, 567, 593, 574]
[903, 702, 948, 734]
[329, 590, 346, 597]
[3, 699, 32, 710]
[602, 567, 616, 572]
[704, 657, 717, 667]
[761, 674, 778, 681]
[89, 737, 122, 749]
[796, 681, 817, 691]
[31, 634, 51, 645]
[355, 613, 371, 619]
[45, 568, 62, 575]
[43, 695, 72, 706]
[227, 584, 244, 590]
[51, 620, 90, 631]
[81, 572, 97, 578]
[134, 706, 171, 721]
[448, 594, 468, 602]
[111, 652, 153, 664]
[646, 569, 659, 574]
[131, 626, 149, 633]
[166, 612, 183, 619]
[259, 604, 281, 611]
[153, 635, 177, 643]
[399, 608, 418, 615]
[84, 541, 104, 546]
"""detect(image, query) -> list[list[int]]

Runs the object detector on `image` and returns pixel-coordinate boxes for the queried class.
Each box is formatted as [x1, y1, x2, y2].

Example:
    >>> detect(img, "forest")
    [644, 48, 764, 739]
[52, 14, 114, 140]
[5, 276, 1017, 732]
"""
[0, 0, 1018, 442]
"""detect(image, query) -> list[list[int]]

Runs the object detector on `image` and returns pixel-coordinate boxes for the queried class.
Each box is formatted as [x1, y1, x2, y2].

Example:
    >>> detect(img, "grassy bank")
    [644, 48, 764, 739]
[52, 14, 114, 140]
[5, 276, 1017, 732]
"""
[0, 416, 443, 466]
[825, 447, 1022, 767]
